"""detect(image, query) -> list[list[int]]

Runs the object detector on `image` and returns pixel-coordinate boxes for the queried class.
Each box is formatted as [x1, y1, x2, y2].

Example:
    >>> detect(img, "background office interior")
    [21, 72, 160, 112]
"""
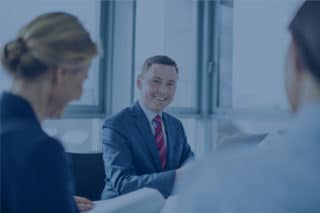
[0, 0, 302, 157]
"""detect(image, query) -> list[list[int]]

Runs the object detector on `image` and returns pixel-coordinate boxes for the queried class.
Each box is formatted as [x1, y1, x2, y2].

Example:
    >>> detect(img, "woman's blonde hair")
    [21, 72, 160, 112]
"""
[0, 12, 98, 79]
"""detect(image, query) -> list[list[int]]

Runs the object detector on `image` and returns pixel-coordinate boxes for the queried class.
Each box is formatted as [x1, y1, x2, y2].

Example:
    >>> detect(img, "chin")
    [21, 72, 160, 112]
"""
[47, 113, 62, 119]
[153, 105, 167, 113]
[47, 108, 65, 119]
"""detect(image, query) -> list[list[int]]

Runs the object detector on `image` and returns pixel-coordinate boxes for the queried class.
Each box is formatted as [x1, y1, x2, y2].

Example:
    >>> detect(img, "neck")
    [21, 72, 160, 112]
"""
[10, 77, 51, 122]
[138, 99, 161, 114]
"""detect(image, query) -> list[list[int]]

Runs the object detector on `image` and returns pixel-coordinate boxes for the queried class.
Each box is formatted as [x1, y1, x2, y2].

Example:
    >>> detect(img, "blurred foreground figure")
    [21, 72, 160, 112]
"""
[176, 1, 320, 212]
[0, 12, 97, 213]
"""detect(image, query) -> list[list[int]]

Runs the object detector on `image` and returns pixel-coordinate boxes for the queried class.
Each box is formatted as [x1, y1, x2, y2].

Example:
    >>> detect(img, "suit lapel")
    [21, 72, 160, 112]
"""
[132, 102, 162, 171]
[162, 113, 175, 170]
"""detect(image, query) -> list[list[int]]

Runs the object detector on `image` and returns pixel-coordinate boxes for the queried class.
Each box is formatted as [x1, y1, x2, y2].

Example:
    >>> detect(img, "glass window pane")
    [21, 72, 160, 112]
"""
[231, 0, 302, 110]
[217, 4, 233, 109]
[43, 119, 102, 153]
[0, 0, 100, 106]
[134, 0, 198, 109]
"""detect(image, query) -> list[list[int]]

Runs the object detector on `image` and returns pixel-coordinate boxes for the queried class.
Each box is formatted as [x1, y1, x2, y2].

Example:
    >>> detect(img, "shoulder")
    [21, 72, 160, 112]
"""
[28, 137, 67, 172]
[102, 106, 133, 127]
[163, 112, 180, 122]
[1, 118, 55, 154]
[34, 136, 65, 155]
[178, 149, 269, 211]
[163, 112, 184, 129]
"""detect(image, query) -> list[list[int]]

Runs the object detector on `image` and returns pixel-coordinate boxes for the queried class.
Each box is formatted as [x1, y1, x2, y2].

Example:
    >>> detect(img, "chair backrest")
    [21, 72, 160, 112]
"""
[68, 152, 105, 201]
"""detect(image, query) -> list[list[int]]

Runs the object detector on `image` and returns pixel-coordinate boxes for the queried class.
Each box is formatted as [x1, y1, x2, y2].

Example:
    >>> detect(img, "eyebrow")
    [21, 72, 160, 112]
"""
[151, 76, 176, 83]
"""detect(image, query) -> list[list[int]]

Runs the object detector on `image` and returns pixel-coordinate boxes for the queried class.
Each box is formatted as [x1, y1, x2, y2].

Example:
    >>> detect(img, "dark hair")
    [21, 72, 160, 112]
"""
[141, 55, 178, 74]
[0, 12, 97, 80]
[289, 1, 320, 81]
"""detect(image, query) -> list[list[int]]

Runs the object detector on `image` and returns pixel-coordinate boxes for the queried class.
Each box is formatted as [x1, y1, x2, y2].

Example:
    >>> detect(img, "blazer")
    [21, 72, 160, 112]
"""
[101, 102, 194, 199]
[0, 92, 78, 213]
[176, 102, 320, 213]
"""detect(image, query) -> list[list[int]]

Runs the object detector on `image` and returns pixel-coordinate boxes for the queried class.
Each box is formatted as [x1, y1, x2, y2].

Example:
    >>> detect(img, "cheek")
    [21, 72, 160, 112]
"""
[284, 68, 291, 96]
[284, 51, 294, 99]
[46, 92, 66, 118]
[285, 65, 299, 111]
[71, 79, 85, 99]
[144, 85, 155, 96]
[168, 87, 176, 97]
[77, 81, 84, 96]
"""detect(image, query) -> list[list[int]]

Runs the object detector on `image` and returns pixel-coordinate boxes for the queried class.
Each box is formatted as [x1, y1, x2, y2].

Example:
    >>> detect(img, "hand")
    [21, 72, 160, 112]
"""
[173, 162, 195, 195]
[175, 165, 187, 181]
[176, 160, 194, 180]
[74, 196, 93, 212]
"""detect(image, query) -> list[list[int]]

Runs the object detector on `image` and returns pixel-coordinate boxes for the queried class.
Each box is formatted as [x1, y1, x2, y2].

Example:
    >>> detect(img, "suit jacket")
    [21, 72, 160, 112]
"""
[0, 92, 78, 213]
[176, 102, 320, 213]
[101, 102, 194, 199]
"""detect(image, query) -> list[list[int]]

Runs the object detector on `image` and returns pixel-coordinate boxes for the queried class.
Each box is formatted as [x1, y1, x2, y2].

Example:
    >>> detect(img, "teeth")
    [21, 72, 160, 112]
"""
[155, 97, 165, 101]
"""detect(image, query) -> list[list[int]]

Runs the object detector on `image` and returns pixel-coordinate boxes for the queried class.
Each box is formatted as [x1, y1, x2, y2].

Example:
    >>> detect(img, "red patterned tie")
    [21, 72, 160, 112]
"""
[153, 115, 167, 169]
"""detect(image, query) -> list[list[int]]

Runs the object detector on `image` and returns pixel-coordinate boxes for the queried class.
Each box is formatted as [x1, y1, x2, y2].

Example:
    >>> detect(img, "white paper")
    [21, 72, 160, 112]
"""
[86, 188, 165, 213]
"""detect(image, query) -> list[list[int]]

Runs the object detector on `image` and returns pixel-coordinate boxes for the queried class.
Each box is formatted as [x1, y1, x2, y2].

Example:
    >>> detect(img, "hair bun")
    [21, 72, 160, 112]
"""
[1, 37, 29, 74]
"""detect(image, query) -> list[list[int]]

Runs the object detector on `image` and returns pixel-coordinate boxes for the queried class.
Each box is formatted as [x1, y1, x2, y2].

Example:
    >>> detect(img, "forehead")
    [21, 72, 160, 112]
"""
[145, 63, 178, 79]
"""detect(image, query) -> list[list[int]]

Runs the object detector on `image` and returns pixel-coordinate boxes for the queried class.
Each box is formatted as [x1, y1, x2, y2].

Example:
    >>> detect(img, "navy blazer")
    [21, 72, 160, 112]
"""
[101, 102, 194, 199]
[0, 92, 78, 213]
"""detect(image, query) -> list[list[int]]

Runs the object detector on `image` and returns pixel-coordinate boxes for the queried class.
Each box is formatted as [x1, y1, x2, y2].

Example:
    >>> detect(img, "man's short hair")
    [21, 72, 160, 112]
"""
[141, 55, 179, 75]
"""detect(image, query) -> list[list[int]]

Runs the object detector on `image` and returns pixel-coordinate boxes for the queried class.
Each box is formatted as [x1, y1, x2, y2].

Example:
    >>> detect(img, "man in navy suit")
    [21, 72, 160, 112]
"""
[101, 55, 194, 199]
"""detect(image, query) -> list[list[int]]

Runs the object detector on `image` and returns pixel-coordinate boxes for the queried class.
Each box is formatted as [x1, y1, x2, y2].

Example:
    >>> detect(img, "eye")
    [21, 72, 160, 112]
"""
[167, 82, 176, 87]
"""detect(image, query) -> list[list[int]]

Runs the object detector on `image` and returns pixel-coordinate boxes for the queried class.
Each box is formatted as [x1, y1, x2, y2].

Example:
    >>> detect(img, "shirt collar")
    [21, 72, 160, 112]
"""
[138, 100, 163, 123]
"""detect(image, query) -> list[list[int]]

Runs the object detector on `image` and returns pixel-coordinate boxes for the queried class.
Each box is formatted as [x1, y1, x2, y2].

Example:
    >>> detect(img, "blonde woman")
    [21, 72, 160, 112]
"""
[1, 12, 98, 213]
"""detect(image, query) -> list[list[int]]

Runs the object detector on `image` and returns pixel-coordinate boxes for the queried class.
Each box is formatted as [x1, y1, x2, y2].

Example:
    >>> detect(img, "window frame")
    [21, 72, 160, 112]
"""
[63, 1, 114, 119]
[127, 0, 213, 117]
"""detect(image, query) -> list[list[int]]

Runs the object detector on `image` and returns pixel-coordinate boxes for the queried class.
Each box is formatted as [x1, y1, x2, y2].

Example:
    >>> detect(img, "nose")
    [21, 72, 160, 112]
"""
[157, 84, 167, 96]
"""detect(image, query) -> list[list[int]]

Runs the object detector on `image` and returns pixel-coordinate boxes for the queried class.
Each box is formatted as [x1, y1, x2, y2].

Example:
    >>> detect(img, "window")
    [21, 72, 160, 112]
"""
[106, 0, 216, 156]
[132, 0, 200, 113]
[43, 119, 102, 153]
[0, 0, 114, 153]
[211, 0, 303, 148]
[0, 0, 112, 117]
[231, 0, 301, 111]
[214, 3, 233, 110]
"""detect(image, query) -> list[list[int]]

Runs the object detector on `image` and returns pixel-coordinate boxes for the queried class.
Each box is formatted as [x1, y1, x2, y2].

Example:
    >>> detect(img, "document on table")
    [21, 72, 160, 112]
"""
[86, 188, 165, 213]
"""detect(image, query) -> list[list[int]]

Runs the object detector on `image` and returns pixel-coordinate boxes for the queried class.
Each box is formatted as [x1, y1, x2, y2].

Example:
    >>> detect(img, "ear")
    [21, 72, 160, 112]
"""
[136, 74, 143, 90]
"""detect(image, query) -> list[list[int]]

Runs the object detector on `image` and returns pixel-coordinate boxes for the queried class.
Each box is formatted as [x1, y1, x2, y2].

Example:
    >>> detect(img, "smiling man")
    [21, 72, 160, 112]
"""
[101, 55, 194, 199]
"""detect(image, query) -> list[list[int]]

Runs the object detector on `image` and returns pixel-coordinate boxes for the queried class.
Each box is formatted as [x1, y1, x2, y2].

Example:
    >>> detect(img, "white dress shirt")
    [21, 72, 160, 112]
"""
[138, 101, 167, 147]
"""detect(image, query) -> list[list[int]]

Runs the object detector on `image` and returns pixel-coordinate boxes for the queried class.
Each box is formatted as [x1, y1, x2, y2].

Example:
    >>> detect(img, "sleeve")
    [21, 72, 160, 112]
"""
[178, 121, 195, 166]
[20, 139, 78, 213]
[102, 126, 176, 198]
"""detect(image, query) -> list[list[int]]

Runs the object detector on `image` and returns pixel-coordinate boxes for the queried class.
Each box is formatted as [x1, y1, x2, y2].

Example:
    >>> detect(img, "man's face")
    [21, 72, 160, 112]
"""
[137, 63, 178, 113]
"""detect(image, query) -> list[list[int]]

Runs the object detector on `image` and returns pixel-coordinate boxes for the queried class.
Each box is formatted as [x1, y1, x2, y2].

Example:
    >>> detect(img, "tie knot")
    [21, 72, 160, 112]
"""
[153, 115, 162, 123]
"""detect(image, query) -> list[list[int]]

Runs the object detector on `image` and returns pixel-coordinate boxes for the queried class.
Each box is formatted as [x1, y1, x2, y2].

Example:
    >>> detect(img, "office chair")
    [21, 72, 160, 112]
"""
[67, 152, 105, 201]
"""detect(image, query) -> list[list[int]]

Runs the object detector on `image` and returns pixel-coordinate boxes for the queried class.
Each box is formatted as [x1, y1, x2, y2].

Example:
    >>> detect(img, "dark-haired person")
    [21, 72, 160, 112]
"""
[174, 1, 320, 212]
[101, 55, 194, 199]
[0, 12, 97, 213]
